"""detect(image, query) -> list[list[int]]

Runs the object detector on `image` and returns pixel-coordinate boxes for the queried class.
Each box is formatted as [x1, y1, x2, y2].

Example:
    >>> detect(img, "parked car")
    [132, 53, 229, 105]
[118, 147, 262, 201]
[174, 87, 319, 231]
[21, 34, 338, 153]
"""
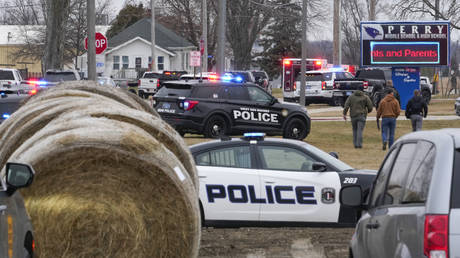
[420, 76, 432, 104]
[340, 129, 460, 258]
[0, 162, 36, 258]
[97, 77, 117, 87]
[1, 68, 33, 94]
[191, 133, 376, 227]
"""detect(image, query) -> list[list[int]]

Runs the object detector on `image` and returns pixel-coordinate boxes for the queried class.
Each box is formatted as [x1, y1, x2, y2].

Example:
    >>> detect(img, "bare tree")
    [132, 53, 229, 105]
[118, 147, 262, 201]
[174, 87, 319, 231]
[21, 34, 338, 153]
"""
[392, 0, 460, 30]
[341, 0, 366, 65]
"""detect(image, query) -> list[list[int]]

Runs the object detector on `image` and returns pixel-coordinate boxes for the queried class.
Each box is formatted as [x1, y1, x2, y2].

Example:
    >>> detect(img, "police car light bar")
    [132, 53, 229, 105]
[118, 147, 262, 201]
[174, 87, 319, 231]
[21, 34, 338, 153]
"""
[243, 132, 266, 141]
[2, 113, 10, 119]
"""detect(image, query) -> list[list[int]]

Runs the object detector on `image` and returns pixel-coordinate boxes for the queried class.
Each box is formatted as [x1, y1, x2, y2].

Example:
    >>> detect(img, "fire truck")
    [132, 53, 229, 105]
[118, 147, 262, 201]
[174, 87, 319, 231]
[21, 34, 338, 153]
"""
[281, 58, 328, 102]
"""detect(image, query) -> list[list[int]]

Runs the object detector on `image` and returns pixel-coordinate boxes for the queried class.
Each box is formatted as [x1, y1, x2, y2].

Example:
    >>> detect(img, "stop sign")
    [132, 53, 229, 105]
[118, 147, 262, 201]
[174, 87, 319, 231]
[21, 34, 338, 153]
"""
[85, 32, 108, 55]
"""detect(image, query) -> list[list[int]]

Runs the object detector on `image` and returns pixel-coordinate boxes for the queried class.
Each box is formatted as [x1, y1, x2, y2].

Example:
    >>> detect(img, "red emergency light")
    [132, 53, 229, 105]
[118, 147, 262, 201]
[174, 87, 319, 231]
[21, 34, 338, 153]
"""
[283, 59, 292, 66]
[315, 60, 322, 66]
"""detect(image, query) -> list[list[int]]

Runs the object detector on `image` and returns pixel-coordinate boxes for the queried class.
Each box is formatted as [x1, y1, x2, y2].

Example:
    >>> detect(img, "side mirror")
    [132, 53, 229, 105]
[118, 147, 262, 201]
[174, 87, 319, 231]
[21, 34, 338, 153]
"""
[270, 97, 278, 105]
[339, 185, 363, 207]
[312, 162, 327, 172]
[329, 151, 339, 159]
[5, 162, 35, 195]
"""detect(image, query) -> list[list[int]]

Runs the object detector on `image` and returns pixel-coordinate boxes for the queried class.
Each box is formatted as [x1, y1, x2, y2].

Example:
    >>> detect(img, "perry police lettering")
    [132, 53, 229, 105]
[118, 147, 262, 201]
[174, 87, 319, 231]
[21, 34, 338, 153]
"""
[206, 184, 317, 205]
[233, 109, 279, 123]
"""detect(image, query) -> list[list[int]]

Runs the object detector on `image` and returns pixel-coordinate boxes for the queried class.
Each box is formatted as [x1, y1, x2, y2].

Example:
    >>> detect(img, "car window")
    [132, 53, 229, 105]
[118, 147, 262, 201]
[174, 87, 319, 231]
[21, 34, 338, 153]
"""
[192, 86, 221, 99]
[369, 148, 398, 208]
[383, 143, 417, 205]
[356, 70, 385, 80]
[258, 145, 318, 172]
[0, 70, 15, 80]
[44, 72, 77, 82]
[247, 86, 272, 102]
[223, 86, 249, 100]
[420, 78, 427, 84]
[401, 141, 435, 204]
[195, 146, 251, 168]
[344, 72, 354, 79]
[143, 73, 161, 79]
[252, 72, 267, 80]
[156, 83, 193, 97]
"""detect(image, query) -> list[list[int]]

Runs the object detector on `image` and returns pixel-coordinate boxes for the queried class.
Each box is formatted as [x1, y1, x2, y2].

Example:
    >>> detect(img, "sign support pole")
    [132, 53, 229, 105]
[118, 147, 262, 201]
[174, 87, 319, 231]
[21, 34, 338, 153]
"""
[87, 0, 96, 80]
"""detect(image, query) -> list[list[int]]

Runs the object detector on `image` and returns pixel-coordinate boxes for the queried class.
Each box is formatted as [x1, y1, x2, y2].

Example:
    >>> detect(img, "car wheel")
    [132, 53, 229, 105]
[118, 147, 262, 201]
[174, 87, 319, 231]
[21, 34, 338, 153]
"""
[421, 89, 431, 105]
[204, 115, 228, 138]
[283, 118, 307, 140]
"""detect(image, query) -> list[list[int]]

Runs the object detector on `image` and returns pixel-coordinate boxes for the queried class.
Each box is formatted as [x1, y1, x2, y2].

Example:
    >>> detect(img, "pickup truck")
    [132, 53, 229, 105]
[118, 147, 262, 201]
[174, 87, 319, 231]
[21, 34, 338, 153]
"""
[0, 68, 33, 94]
[333, 68, 392, 107]
[138, 71, 184, 98]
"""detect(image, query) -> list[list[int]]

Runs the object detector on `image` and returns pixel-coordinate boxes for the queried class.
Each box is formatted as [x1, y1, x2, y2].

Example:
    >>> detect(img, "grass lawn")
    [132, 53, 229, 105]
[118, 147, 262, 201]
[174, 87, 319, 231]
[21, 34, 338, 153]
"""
[184, 120, 459, 171]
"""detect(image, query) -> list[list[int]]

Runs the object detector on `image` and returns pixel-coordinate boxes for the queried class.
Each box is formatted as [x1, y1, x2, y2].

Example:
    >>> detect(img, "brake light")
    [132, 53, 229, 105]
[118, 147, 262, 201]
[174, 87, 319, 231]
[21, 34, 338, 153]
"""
[156, 80, 160, 88]
[424, 214, 449, 258]
[363, 81, 369, 89]
[283, 59, 292, 66]
[183, 100, 199, 111]
[165, 71, 171, 75]
[32, 239, 35, 252]
[138, 80, 141, 86]
[29, 88, 37, 95]
[322, 81, 327, 90]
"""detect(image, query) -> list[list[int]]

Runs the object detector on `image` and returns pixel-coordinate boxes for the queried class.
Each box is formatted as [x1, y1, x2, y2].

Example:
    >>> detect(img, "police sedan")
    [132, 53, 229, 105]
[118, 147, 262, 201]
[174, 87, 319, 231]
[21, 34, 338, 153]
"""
[191, 133, 377, 227]
[153, 76, 311, 140]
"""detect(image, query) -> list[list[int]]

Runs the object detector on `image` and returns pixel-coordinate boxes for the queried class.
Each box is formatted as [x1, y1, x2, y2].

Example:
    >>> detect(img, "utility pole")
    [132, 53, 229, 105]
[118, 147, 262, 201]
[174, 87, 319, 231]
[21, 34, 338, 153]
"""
[151, 0, 156, 72]
[216, 0, 226, 74]
[202, 0, 208, 73]
[87, 0, 96, 80]
[369, 0, 376, 20]
[434, 0, 439, 95]
[300, 0, 307, 106]
[333, 0, 341, 65]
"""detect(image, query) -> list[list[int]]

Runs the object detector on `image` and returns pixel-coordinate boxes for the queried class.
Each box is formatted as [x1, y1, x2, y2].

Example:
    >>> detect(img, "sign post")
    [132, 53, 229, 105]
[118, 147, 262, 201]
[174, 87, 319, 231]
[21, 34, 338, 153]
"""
[190, 51, 201, 79]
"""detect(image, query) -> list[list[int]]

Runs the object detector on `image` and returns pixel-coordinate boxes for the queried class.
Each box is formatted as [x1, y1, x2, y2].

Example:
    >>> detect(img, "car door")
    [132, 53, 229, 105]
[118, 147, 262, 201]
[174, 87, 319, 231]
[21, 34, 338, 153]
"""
[246, 86, 284, 130]
[221, 85, 252, 128]
[363, 142, 423, 258]
[195, 144, 262, 222]
[256, 144, 342, 223]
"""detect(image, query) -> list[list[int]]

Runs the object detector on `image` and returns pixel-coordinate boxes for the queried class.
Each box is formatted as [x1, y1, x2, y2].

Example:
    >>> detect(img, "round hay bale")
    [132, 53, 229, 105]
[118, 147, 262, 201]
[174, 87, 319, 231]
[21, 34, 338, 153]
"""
[0, 82, 200, 257]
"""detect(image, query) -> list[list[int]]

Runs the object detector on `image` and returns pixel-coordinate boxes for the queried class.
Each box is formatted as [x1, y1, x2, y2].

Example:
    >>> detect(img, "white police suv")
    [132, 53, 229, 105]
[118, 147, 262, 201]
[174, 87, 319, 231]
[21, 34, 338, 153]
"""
[190, 133, 376, 227]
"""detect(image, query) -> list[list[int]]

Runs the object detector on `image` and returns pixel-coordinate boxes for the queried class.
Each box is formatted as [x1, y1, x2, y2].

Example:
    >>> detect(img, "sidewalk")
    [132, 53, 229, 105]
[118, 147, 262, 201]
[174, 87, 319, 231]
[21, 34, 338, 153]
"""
[312, 115, 460, 122]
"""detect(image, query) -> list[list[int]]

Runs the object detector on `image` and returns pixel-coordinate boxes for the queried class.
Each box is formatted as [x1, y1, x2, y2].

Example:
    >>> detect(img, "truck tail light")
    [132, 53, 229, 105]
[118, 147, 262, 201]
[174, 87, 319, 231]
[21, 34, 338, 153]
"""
[138, 79, 141, 86]
[156, 80, 160, 88]
[183, 100, 199, 111]
[321, 81, 327, 90]
[424, 214, 449, 258]
[363, 81, 369, 89]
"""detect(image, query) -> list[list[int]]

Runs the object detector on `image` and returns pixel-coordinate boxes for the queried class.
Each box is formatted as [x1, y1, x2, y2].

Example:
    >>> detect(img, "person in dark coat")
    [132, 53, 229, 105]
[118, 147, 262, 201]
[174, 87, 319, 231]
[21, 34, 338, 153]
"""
[405, 90, 428, 131]
[343, 89, 373, 148]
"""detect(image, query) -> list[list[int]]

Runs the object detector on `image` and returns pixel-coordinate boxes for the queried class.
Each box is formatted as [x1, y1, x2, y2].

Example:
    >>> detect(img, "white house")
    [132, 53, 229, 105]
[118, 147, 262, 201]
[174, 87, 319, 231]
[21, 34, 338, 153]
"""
[77, 18, 196, 78]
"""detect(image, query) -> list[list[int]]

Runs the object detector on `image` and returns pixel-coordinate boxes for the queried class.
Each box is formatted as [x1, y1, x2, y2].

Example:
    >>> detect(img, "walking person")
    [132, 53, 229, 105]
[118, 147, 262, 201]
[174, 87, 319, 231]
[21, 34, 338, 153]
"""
[343, 89, 373, 148]
[376, 88, 401, 150]
[405, 90, 428, 131]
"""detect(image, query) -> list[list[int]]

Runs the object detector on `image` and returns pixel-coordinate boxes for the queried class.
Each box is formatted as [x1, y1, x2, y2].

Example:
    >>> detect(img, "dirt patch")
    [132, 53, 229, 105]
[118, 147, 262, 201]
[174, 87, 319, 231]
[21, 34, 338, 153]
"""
[199, 227, 354, 258]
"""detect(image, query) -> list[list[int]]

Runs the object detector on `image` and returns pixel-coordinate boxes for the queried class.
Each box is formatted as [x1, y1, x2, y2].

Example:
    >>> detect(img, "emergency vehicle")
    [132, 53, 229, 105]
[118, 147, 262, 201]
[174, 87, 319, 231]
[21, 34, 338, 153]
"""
[282, 58, 327, 102]
[191, 133, 377, 227]
[153, 75, 311, 140]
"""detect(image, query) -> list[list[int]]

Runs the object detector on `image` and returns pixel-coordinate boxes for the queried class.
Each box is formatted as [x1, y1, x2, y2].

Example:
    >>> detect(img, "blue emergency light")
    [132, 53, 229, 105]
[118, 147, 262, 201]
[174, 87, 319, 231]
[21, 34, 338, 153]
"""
[2, 113, 10, 119]
[243, 132, 266, 141]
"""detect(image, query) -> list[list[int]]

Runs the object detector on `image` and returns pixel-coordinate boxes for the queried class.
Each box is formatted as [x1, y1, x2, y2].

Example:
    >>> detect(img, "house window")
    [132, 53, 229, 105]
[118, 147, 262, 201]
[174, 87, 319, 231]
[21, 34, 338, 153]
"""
[158, 56, 164, 71]
[135, 57, 142, 69]
[122, 56, 129, 69]
[113, 56, 120, 70]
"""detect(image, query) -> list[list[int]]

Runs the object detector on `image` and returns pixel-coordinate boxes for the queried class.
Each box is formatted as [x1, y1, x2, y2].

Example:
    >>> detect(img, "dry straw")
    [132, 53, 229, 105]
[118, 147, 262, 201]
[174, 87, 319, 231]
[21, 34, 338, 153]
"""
[0, 81, 200, 258]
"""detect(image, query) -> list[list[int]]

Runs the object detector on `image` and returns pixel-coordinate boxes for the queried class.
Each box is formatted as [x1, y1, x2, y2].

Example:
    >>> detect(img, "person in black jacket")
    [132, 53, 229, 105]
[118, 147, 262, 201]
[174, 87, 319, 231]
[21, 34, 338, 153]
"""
[405, 90, 428, 131]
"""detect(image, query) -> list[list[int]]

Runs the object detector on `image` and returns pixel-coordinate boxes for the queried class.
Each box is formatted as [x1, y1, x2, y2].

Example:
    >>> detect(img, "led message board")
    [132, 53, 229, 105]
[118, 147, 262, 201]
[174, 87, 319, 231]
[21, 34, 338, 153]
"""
[361, 21, 450, 66]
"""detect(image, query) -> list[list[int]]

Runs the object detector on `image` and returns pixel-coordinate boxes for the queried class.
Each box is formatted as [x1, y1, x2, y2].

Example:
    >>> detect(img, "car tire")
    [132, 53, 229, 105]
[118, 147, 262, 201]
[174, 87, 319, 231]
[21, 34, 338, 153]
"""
[421, 89, 431, 105]
[283, 118, 307, 140]
[204, 115, 228, 138]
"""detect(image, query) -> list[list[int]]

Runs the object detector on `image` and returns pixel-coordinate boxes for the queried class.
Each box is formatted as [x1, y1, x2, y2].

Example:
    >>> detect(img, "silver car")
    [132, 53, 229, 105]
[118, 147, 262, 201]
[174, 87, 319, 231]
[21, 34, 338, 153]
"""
[0, 162, 35, 258]
[340, 128, 460, 258]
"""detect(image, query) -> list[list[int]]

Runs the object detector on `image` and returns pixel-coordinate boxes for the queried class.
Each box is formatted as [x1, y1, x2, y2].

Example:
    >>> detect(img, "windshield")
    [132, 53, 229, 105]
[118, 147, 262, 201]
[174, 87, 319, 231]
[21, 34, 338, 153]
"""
[143, 73, 161, 79]
[303, 144, 353, 171]
[156, 83, 193, 97]
[0, 71, 14, 80]
[252, 72, 267, 80]
[296, 73, 332, 82]
[44, 72, 76, 82]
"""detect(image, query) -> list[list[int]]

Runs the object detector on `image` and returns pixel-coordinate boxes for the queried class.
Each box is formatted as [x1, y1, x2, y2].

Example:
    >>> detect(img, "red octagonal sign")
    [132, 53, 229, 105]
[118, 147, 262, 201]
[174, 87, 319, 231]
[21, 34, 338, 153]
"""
[85, 32, 107, 55]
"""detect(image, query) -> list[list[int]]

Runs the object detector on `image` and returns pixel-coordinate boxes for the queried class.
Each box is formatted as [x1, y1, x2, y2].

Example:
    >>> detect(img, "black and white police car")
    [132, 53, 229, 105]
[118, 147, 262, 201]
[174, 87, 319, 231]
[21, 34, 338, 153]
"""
[190, 133, 377, 227]
[153, 75, 311, 140]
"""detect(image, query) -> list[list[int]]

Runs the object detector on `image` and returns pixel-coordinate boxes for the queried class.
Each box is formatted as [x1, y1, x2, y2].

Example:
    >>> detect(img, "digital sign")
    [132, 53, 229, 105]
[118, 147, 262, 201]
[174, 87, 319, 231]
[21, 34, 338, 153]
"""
[361, 21, 450, 67]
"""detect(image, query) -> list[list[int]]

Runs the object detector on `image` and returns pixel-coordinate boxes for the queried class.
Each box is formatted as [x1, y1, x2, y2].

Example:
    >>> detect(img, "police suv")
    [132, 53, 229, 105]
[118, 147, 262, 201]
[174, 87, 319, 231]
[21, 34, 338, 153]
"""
[0, 162, 35, 258]
[153, 79, 311, 140]
[191, 133, 377, 227]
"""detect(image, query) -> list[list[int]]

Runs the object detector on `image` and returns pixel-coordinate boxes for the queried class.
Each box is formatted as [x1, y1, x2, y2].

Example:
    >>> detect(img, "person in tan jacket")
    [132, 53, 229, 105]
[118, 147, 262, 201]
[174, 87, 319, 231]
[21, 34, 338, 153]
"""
[376, 88, 401, 150]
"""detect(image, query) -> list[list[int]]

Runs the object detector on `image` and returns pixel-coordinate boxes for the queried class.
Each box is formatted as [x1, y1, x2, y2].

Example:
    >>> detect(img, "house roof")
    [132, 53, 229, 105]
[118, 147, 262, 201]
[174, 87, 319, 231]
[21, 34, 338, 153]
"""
[108, 18, 195, 50]
[105, 36, 175, 56]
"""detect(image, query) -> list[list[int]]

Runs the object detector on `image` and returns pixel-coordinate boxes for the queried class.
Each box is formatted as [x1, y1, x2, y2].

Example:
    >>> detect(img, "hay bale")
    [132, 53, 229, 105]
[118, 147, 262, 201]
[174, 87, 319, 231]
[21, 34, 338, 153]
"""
[0, 82, 200, 257]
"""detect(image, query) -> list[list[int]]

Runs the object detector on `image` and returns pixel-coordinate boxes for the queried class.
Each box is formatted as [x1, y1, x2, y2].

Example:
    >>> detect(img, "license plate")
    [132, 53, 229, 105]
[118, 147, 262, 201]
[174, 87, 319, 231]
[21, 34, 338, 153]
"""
[346, 91, 352, 96]
[162, 103, 171, 109]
